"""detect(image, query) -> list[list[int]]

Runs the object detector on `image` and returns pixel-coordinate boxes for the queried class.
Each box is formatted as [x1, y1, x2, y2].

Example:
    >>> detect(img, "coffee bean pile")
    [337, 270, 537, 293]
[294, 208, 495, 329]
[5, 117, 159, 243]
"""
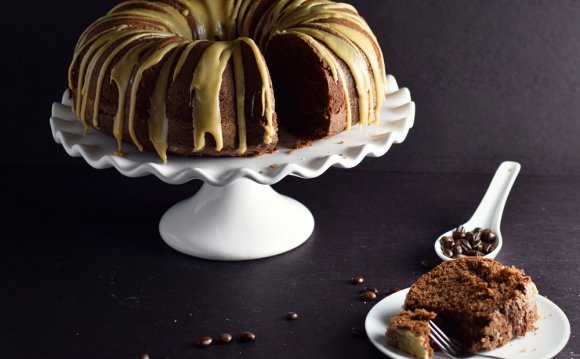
[440, 227, 497, 258]
[198, 331, 254, 348]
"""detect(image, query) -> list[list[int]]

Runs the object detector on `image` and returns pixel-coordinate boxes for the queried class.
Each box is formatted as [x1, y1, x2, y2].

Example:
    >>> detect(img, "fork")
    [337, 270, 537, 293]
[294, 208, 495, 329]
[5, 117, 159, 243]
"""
[428, 321, 506, 359]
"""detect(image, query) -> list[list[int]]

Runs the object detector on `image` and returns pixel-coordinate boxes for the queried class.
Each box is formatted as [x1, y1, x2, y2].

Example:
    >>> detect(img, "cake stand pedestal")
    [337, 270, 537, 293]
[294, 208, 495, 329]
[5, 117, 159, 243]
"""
[159, 179, 313, 260]
[50, 75, 414, 261]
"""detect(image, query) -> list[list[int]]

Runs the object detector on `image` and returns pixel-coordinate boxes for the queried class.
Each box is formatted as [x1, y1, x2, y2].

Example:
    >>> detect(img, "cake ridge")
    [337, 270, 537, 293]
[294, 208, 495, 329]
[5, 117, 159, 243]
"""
[69, 0, 387, 161]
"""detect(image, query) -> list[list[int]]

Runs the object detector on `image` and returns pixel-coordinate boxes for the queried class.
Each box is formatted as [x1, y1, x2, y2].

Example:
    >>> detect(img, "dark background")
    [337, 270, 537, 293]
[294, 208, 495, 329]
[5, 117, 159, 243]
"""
[1, 1, 579, 358]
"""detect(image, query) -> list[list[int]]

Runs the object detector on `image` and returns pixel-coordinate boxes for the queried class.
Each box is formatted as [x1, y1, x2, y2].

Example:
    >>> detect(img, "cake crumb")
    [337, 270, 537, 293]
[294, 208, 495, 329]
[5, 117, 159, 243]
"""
[269, 163, 279, 169]
[338, 140, 344, 144]
[293, 138, 313, 149]
[287, 149, 295, 155]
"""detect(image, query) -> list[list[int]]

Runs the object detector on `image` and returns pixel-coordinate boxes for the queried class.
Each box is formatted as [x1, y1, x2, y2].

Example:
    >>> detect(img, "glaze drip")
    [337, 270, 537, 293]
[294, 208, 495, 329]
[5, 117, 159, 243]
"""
[69, 0, 387, 161]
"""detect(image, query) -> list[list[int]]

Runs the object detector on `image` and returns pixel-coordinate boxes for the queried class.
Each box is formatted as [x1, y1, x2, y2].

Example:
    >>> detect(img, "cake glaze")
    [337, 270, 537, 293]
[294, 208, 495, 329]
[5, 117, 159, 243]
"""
[69, 0, 387, 162]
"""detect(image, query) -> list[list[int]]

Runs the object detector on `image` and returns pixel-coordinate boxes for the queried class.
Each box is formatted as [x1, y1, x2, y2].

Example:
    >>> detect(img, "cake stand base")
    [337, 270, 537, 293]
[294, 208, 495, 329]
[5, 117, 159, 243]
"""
[159, 178, 314, 260]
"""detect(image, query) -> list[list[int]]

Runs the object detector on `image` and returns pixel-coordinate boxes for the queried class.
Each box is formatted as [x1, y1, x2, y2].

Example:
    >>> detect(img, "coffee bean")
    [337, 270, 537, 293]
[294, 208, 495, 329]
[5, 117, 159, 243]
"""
[481, 242, 494, 254]
[443, 248, 453, 257]
[351, 327, 366, 337]
[351, 275, 364, 284]
[440, 236, 454, 248]
[473, 242, 483, 252]
[217, 333, 232, 344]
[138, 354, 149, 359]
[286, 312, 299, 321]
[361, 291, 377, 301]
[239, 332, 256, 342]
[452, 244, 463, 255]
[363, 285, 378, 294]
[481, 229, 497, 243]
[465, 231, 474, 241]
[199, 336, 213, 347]
[452, 227, 466, 239]
[473, 227, 482, 233]
[458, 239, 472, 250]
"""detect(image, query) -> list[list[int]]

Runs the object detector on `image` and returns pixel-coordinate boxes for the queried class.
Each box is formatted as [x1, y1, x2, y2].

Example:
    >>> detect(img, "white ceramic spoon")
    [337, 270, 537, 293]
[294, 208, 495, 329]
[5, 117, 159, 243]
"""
[435, 161, 521, 262]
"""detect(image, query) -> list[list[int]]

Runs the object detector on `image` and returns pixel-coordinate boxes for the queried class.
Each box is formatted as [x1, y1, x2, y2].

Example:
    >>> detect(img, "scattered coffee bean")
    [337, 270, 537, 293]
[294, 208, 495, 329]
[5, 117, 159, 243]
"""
[217, 333, 232, 344]
[286, 312, 299, 321]
[441, 227, 497, 258]
[351, 327, 366, 337]
[199, 336, 213, 347]
[138, 354, 149, 359]
[363, 285, 378, 294]
[239, 332, 256, 342]
[361, 291, 377, 301]
[351, 275, 364, 284]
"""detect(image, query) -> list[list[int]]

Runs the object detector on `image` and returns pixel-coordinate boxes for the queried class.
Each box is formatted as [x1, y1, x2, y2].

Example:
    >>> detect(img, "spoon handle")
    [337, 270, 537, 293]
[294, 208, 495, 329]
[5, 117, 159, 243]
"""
[468, 161, 521, 230]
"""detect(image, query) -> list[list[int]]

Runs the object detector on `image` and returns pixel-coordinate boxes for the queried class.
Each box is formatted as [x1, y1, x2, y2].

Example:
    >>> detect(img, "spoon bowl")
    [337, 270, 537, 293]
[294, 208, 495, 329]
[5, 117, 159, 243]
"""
[435, 161, 521, 262]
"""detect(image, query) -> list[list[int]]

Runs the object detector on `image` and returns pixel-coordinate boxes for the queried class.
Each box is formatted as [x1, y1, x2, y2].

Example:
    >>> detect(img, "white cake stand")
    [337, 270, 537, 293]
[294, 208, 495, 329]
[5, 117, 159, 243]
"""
[50, 75, 415, 261]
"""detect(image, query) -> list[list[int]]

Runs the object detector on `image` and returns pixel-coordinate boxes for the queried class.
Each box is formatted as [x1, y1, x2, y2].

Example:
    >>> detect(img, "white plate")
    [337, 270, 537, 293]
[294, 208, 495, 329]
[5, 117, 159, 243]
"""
[365, 288, 570, 359]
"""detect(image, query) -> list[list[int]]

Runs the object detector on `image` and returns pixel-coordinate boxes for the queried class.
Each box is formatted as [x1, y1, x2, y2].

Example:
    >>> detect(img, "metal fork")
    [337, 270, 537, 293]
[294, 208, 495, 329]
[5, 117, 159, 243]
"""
[428, 321, 506, 359]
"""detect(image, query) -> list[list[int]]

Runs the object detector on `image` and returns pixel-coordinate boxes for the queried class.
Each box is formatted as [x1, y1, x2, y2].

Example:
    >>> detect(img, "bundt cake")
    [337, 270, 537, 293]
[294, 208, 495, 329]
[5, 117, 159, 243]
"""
[403, 257, 538, 354]
[68, 0, 387, 162]
[386, 309, 436, 359]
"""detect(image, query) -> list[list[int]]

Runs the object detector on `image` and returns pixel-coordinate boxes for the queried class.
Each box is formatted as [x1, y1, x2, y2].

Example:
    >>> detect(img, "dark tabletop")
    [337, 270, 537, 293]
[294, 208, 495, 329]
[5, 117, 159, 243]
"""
[1, 1, 579, 358]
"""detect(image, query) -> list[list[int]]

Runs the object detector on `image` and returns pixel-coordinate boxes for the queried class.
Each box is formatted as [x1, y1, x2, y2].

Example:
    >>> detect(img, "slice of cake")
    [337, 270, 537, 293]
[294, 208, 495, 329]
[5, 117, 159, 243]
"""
[404, 257, 538, 353]
[386, 309, 436, 359]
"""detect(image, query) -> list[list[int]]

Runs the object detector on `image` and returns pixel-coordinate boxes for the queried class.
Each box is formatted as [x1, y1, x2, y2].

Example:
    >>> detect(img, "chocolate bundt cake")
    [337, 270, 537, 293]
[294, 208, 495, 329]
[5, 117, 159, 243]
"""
[404, 257, 538, 354]
[68, 0, 387, 162]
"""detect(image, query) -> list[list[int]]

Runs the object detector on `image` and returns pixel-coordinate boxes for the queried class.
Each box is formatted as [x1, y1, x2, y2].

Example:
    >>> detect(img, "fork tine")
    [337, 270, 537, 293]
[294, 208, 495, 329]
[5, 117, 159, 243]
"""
[429, 321, 508, 359]
[428, 331, 457, 358]
[429, 321, 462, 352]
[428, 323, 454, 353]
